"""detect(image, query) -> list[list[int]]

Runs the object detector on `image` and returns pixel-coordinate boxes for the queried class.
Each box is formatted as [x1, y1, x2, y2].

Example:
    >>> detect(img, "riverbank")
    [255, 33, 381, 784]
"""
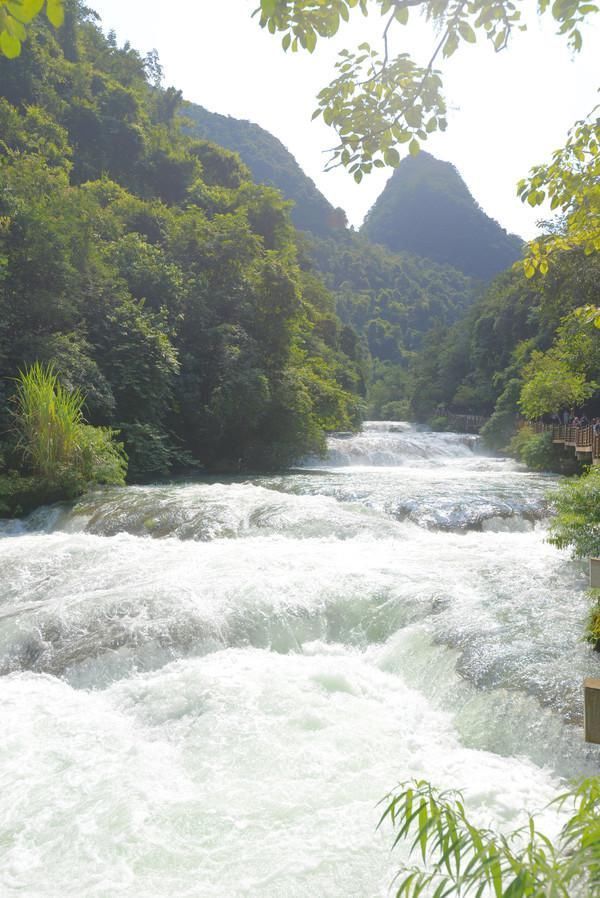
[0, 473, 76, 519]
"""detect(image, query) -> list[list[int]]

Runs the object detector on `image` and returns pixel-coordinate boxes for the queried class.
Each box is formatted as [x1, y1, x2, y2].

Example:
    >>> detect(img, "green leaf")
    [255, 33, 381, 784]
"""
[404, 106, 422, 128]
[260, 0, 277, 15]
[305, 29, 317, 53]
[7, 0, 44, 24]
[384, 147, 400, 167]
[458, 21, 477, 42]
[0, 29, 21, 57]
[46, 0, 64, 28]
[409, 138, 420, 156]
[6, 16, 26, 39]
[443, 32, 459, 56]
[418, 802, 428, 860]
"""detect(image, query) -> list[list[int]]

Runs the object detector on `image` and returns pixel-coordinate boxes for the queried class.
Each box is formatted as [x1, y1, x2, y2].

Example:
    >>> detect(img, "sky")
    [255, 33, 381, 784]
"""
[91, 0, 600, 239]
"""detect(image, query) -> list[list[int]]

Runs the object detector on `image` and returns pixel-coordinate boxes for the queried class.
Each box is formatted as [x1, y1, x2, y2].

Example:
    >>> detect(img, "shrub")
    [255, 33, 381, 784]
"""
[585, 591, 600, 649]
[480, 378, 520, 450]
[428, 415, 449, 432]
[508, 425, 559, 472]
[0, 472, 66, 518]
[548, 465, 600, 558]
[77, 424, 127, 487]
[13, 363, 127, 491]
[380, 399, 410, 420]
[15, 362, 85, 481]
[119, 422, 176, 482]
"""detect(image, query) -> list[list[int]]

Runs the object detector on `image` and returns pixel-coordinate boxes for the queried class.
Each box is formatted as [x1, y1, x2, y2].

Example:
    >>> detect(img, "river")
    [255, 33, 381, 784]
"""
[1, 422, 599, 896]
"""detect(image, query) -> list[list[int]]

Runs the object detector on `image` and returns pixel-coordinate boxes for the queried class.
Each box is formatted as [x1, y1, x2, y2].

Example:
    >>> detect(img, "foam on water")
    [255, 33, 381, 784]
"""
[1, 422, 599, 896]
[312, 423, 480, 468]
[1, 651, 564, 898]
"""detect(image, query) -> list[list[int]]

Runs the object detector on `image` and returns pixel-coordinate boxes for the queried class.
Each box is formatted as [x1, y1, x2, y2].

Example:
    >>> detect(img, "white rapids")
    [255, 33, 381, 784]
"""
[1, 422, 598, 897]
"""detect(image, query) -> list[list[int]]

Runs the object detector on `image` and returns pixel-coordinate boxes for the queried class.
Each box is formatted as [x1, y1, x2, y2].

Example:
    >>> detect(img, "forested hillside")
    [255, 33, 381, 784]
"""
[184, 103, 346, 237]
[0, 4, 364, 502]
[306, 232, 479, 415]
[184, 106, 482, 416]
[362, 153, 524, 280]
[409, 250, 600, 456]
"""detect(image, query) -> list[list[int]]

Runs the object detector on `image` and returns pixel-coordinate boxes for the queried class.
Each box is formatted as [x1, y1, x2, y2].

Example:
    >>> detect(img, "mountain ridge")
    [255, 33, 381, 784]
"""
[361, 152, 524, 280]
[184, 102, 347, 237]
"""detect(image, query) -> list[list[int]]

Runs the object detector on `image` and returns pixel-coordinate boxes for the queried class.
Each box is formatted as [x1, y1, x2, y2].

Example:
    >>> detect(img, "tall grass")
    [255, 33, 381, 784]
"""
[13, 362, 126, 487]
[15, 362, 84, 480]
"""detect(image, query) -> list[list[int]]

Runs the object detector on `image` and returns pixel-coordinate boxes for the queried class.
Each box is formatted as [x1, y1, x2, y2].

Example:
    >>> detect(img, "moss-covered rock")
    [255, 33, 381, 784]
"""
[0, 473, 69, 519]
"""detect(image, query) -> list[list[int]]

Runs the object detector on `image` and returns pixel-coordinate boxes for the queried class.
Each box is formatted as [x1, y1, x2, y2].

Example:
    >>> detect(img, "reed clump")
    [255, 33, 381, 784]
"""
[13, 362, 126, 492]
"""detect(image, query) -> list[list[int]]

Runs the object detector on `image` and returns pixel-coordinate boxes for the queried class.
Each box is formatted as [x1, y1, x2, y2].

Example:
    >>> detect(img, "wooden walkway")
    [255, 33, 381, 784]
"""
[446, 414, 489, 434]
[533, 422, 600, 464]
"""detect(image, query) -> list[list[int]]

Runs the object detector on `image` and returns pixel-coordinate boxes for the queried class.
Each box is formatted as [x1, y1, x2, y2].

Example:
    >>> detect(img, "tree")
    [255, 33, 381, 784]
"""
[4, 1, 599, 272]
[0, 0, 64, 57]
[548, 464, 600, 558]
[519, 313, 600, 418]
[0, 9, 365, 487]
[519, 351, 595, 418]
[518, 111, 600, 277]
[254, 0, 599, 182]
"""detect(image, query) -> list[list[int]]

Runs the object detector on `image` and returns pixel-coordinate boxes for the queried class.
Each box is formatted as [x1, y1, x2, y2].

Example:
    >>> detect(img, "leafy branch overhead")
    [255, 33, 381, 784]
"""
[0, 0, 64, 57]
[255, 0, 599, 181]
[518, 112, 600, 277]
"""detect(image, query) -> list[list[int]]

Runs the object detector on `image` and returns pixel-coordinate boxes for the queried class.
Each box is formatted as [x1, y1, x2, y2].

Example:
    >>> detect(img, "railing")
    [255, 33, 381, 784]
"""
[445, 414, 489, 434]
[533, 421, 600, 463]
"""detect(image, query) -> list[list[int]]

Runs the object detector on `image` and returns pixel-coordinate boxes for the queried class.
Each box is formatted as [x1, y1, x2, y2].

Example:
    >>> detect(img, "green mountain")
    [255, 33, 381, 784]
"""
[184, 106, 482, 415]
[361, 152, 524, 280]
[184, 103, 346, 237]
[184, 106, 479, 344]
[0, 8, 364, 487]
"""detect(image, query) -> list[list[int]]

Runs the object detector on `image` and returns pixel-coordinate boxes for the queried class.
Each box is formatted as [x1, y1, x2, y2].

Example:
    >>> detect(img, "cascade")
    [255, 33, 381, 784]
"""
[0, 424, 598, 896]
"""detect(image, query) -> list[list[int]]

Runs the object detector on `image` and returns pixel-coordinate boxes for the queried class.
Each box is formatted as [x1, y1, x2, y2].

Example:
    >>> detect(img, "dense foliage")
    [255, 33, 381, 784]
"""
[545, 461, 600, 639]
[0, 3, 365, 498]
[361, 152, 523, 280]
[382, 778, 600, 897]
[548, 465, 600, 559]
[519, 112, 600, 278]
[519, 313, 600, 418]
[184, 102, 347, 238]
[14, 362, 125, 486]
[408, 251, 600, 443]
[507, 426, 560, 472]
[308, 230, 479, 413]
[184, 104, 482, 416]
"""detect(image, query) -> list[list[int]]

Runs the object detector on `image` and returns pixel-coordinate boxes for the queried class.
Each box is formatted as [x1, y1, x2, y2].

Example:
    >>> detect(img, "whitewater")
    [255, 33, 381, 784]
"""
[1, 422, 599, 897]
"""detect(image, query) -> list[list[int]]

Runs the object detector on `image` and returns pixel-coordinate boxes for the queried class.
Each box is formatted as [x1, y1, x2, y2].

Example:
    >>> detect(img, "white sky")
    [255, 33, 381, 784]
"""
[91, 1, 599, 239]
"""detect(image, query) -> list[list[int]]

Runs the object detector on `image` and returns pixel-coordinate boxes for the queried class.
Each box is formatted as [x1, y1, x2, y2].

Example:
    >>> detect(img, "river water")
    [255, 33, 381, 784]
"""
[1, 422, 599, 896]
